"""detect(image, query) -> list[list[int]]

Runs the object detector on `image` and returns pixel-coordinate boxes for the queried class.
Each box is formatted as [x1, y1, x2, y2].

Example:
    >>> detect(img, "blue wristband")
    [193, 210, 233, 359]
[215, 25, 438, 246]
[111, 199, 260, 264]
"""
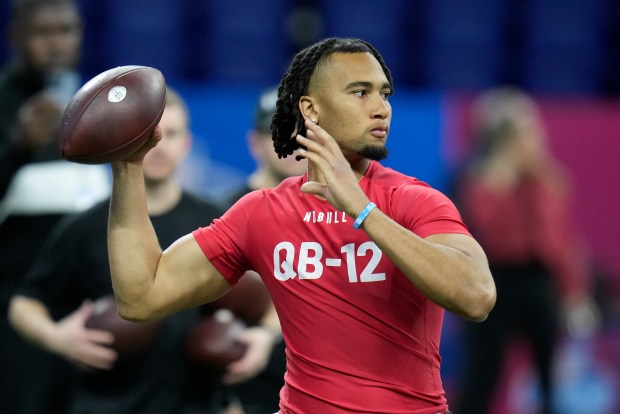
[353, 202, 377, 229]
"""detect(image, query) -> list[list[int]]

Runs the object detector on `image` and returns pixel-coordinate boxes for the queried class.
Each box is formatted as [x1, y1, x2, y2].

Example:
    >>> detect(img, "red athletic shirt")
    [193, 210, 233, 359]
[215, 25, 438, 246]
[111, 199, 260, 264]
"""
[193, 161, 470, 413]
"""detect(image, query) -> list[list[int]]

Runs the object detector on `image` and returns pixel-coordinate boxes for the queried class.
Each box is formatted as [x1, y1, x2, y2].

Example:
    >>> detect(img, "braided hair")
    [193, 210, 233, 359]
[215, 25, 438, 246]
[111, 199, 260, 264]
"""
[271, 38, 394, 159]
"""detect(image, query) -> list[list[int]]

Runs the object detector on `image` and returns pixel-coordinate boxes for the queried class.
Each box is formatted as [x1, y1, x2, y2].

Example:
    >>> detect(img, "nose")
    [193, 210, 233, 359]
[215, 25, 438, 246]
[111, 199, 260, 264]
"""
[370, 93, 390, 119]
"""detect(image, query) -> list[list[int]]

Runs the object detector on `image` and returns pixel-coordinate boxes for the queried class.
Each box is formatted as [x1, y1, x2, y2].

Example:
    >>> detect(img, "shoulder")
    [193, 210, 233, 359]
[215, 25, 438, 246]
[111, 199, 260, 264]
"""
[228, 188, 269, 211]
[367, 164, 462, 221]
[367, 161, 440, 199]
[391, 184, 462, 226]
[367, 161, 424, 186]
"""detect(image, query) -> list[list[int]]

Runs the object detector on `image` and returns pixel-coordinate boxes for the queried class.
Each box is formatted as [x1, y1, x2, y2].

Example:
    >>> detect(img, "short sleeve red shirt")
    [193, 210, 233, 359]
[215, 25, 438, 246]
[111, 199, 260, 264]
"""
[193, 161, 470, 413]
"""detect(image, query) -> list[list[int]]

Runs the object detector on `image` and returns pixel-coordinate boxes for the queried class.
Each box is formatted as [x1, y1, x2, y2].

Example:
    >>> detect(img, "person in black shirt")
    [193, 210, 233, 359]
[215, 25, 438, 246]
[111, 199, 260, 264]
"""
[9, 88, 226, 414]
[0, 2, 109, 412]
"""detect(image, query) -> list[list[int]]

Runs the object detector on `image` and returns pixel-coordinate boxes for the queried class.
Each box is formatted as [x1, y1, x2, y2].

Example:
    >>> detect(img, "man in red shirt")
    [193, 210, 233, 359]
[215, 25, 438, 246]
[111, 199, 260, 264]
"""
[107, 37, 496, 413]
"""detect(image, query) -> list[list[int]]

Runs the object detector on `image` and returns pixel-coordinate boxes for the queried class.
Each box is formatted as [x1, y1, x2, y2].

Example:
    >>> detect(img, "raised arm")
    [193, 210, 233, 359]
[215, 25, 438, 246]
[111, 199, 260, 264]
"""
[108, 128, 231, 321]
[297, 120, 496, 321]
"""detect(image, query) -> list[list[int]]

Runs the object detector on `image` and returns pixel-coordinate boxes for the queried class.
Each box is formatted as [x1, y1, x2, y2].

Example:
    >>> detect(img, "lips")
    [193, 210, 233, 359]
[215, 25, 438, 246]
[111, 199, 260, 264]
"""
[369, 124, 388, 138]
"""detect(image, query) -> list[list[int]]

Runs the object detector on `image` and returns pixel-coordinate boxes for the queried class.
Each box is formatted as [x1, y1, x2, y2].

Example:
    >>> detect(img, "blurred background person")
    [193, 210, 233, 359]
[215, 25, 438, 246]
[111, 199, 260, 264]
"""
[452, 86, 600, 414]
[223, 86, 308, 206]
[8, 88, 228, 414]
[0, 1, 109, 412]
[219, 86, 307, 414]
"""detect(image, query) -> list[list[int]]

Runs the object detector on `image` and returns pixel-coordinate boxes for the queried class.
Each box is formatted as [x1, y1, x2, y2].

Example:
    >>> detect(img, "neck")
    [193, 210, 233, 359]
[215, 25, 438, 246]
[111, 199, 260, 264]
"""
[307, 158, 371, 184]
[145, 178, 182, 216]
[351, 158, 372, 180]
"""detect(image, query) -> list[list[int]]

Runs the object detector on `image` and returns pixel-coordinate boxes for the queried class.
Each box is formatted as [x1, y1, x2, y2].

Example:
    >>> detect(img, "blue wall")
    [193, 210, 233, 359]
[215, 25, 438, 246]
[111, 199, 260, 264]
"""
[2, 0, 618, 96]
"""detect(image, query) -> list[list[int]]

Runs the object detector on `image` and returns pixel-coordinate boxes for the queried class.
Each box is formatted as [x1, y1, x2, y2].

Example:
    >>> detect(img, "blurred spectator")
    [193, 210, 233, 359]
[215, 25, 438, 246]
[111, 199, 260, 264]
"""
[453, 86, 600, 414]
[8, 88, 227, 413]
[224, 86, 307, 205]
[0, 1, 109, 412]
[221, 86, 306, 414]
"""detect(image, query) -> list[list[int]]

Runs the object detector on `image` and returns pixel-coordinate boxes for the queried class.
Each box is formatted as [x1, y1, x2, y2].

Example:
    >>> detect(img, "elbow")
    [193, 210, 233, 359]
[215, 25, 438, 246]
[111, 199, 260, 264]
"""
[465, 284, 497, 322]
[116, 299, 160, 323]
[117, 307, 147, 322]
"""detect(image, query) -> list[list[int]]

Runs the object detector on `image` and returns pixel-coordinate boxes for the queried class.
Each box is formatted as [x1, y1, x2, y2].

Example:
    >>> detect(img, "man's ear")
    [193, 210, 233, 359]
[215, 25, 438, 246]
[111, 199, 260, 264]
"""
[299, 96, 318, 123]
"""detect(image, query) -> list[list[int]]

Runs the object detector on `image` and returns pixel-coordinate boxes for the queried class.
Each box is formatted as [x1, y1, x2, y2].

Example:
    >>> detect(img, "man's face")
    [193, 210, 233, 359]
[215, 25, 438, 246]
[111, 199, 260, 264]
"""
[13, 4, 82, 75]
[307, 52, 392, 161]
[144, 104, 190, 183]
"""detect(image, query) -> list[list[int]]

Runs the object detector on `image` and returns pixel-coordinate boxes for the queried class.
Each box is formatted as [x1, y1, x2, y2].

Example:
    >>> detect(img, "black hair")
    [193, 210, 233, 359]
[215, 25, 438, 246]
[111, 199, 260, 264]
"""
[271, 37, 393, 159]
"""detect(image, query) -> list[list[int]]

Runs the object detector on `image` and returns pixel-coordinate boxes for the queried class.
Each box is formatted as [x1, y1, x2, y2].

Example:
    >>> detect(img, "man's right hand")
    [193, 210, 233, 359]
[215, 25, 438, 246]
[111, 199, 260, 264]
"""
[119, 125, 163, 164]
[51, 300, 118, 371]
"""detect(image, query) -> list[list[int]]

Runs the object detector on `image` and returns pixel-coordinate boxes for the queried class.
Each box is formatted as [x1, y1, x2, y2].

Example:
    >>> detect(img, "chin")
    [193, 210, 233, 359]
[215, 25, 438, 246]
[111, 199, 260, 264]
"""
[360, 146, 389, 161]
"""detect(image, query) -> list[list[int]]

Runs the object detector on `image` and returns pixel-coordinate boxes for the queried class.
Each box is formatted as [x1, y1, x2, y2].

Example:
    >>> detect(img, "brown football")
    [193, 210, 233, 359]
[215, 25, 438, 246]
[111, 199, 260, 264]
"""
[59, 65, 166, 164]
[85, 295, 162, 359]
[185, 309, 247, 375]
[206, 271, 271, 325]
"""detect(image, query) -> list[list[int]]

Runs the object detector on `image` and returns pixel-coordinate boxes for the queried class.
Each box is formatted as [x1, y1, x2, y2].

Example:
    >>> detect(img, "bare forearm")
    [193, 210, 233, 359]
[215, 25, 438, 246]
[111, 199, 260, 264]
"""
[108, 162, 162, 317]
[359, 208, 495, 321]
[8, 296, 58, 352]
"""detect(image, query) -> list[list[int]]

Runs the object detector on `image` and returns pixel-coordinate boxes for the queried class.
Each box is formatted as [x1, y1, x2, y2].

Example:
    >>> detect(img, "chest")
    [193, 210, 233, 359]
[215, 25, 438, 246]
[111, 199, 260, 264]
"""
[244, 202, 406, 296]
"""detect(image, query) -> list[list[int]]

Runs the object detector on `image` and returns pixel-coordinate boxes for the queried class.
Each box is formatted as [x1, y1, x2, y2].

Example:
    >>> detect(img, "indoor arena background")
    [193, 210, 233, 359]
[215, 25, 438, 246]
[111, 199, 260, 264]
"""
[1, 1, 619, 413]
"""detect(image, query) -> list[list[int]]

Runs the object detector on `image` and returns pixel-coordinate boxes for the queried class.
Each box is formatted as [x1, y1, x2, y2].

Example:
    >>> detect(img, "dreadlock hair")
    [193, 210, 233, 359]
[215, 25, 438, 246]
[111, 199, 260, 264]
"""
[271, 37, 394, 159]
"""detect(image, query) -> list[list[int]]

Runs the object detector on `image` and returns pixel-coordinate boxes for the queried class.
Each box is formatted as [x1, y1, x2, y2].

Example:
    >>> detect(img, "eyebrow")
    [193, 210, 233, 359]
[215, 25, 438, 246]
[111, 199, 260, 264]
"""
[344, 81, 392, 91]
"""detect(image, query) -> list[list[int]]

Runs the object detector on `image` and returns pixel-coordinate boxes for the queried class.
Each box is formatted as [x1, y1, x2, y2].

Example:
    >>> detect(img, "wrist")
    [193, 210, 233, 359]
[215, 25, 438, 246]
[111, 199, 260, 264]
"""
[41, 324, 62, 354]
[353, 202, 377, 229]
[257, 325, 282, 344]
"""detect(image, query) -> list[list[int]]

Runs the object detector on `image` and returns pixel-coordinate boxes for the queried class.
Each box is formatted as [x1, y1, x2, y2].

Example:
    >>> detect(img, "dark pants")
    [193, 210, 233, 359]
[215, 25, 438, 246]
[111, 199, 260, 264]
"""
[455, 264, 560, 414]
